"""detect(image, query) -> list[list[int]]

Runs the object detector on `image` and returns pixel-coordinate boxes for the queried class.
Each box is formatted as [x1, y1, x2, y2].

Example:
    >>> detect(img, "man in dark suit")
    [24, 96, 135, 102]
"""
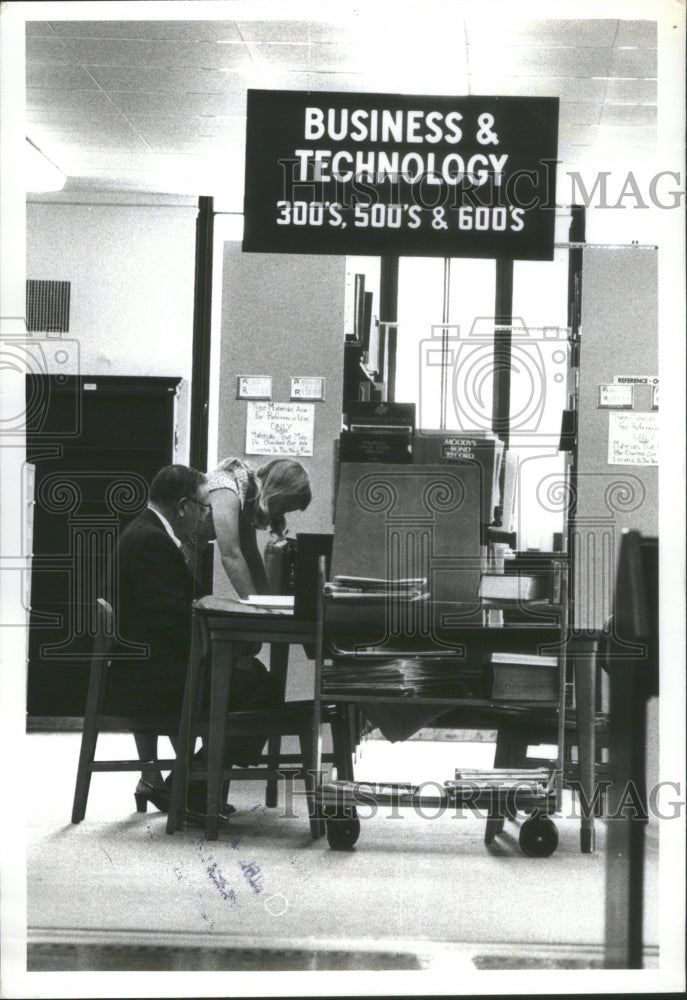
[110, 464, 279, 823]
[108, 464, 214, 814]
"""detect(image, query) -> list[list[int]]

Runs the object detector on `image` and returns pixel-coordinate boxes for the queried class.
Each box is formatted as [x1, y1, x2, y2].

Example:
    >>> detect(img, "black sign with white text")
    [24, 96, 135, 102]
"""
[243, 90, 559, 260]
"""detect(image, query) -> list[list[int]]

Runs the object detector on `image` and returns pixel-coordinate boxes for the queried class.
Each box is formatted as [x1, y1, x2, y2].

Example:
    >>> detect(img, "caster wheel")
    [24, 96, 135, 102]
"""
[326, 815, 361, 850]
[519, 815, 558, 857]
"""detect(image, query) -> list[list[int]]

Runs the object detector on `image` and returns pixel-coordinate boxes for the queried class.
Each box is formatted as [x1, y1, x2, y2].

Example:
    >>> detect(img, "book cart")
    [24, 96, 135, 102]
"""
[311, 556, 569, 858]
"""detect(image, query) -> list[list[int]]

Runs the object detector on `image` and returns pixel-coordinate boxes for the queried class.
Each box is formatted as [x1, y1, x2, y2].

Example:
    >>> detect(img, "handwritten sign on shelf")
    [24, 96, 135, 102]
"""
[245, 401, 314, 457]
[608, 411, 658, 466]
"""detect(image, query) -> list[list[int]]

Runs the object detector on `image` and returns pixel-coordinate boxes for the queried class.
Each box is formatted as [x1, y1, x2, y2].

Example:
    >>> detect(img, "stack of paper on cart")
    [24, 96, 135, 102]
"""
[324, 575, 429, 601]
[322, 656, 469, 698]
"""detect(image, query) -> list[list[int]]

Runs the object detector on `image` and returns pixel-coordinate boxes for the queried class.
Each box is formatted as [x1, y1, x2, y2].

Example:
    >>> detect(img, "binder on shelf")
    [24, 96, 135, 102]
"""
[486, 652, 559, 701]
[339, 429, 412, 464]
[479, 574, 547, 603]
[504, 551, 566, 605]
[413, 430, 503, 526]
[346, 401, 416, 434]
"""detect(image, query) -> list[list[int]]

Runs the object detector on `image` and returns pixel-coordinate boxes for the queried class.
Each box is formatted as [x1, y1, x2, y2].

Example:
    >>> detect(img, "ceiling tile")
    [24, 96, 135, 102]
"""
[601, 104, 657, 126]
[35, 132, 152, 156]
[465, 19, 619, 47]
[610, 47, 657, 77]
[88, 66, 250, 95]
[26, 21, 57, 36]
[54, 150, 208, 172]
[304, 72, 365, 93]
[596, 123, 657, 148]
[26, 108, 129, 127]
[26, 88, 119, 113]
[468, 45, 612, 79]
[26, 64, 101, 90]
[127, 115, 245, 140]
[46, 20, 244, 41]
[28, 120, 137, 140]
[558, 102, 603, 126]
[605, 78, 656, 103]
[614, 21, 657, 47]
[304, 19, 369, 44]
[140, 134, 243, 155]
[236, 20, 312, 43]
[248, 70, 311, 90]
[55, 37, 253, 71]
[107, 91, 247, 117]
[557, 124, 598, 146]
[247, 42, 311, 72]
[26, 35, 78, 64]
[308, 42, 391, 74]
[468, 75, 607, 103]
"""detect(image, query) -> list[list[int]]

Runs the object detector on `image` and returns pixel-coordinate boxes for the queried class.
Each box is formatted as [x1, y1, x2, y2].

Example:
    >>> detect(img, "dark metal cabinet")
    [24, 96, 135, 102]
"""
[26, 375, 181, 716]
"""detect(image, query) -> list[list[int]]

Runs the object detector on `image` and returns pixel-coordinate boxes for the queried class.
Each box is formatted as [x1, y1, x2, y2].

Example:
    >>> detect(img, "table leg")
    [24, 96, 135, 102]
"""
[266, 642, 289, 808]
[205, 636, 232, 840]
[572, 639, 598, 853]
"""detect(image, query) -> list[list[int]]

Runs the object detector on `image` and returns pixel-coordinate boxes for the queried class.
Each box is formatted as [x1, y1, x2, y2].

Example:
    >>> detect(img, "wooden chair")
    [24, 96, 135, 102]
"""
[165, 612, 353, 840]
[73, 600, 352, 837]
[71, 599, 178, 823]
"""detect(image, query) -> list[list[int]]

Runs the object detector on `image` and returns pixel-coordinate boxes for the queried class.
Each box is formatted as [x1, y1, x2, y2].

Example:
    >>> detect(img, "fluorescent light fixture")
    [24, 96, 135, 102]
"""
[25, 138, 66, 193]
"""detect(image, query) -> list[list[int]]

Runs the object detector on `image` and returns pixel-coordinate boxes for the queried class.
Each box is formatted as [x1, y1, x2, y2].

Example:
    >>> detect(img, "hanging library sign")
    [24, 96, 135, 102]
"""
[243, 90, 559, 261]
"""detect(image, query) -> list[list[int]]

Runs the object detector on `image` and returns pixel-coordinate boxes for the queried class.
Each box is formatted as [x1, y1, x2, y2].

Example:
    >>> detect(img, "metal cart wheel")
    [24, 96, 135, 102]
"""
[519, 814, 559, 857]
[325, 813, 361, 850]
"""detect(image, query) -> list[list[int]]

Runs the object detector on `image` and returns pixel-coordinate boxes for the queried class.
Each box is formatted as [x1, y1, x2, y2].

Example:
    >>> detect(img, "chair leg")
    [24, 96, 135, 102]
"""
[71, 724, 99, 824]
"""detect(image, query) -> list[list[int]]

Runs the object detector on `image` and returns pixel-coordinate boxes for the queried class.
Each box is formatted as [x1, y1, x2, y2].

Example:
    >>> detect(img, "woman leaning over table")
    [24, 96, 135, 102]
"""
[180, 458, 312, 814]
[205, 456, 312, 598]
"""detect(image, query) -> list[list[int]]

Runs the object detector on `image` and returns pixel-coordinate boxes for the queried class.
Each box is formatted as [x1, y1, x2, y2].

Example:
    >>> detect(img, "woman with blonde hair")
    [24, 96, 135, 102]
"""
[205, 456, 312, 598]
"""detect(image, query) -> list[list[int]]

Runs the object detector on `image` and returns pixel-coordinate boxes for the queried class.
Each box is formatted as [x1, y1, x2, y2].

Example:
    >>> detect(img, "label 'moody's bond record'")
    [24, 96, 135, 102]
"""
[243, 90, 559, 260]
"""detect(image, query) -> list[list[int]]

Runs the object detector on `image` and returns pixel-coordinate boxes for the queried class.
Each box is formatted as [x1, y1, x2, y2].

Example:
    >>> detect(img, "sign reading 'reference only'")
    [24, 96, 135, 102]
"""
[243, 90, 559, 261]
[245, 401, 315, 457]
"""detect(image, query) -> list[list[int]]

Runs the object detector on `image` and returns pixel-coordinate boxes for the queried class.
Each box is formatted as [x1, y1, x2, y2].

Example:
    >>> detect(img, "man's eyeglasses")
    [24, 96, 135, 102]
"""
[186, 497, 212, 510]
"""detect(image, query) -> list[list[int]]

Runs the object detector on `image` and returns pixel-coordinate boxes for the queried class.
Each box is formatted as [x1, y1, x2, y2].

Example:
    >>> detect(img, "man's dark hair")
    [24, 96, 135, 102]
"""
[149, 465, 205, 506]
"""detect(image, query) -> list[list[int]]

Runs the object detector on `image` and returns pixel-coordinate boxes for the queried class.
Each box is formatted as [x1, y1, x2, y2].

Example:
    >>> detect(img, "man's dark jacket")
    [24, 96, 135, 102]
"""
[108, 508, 194, 715]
